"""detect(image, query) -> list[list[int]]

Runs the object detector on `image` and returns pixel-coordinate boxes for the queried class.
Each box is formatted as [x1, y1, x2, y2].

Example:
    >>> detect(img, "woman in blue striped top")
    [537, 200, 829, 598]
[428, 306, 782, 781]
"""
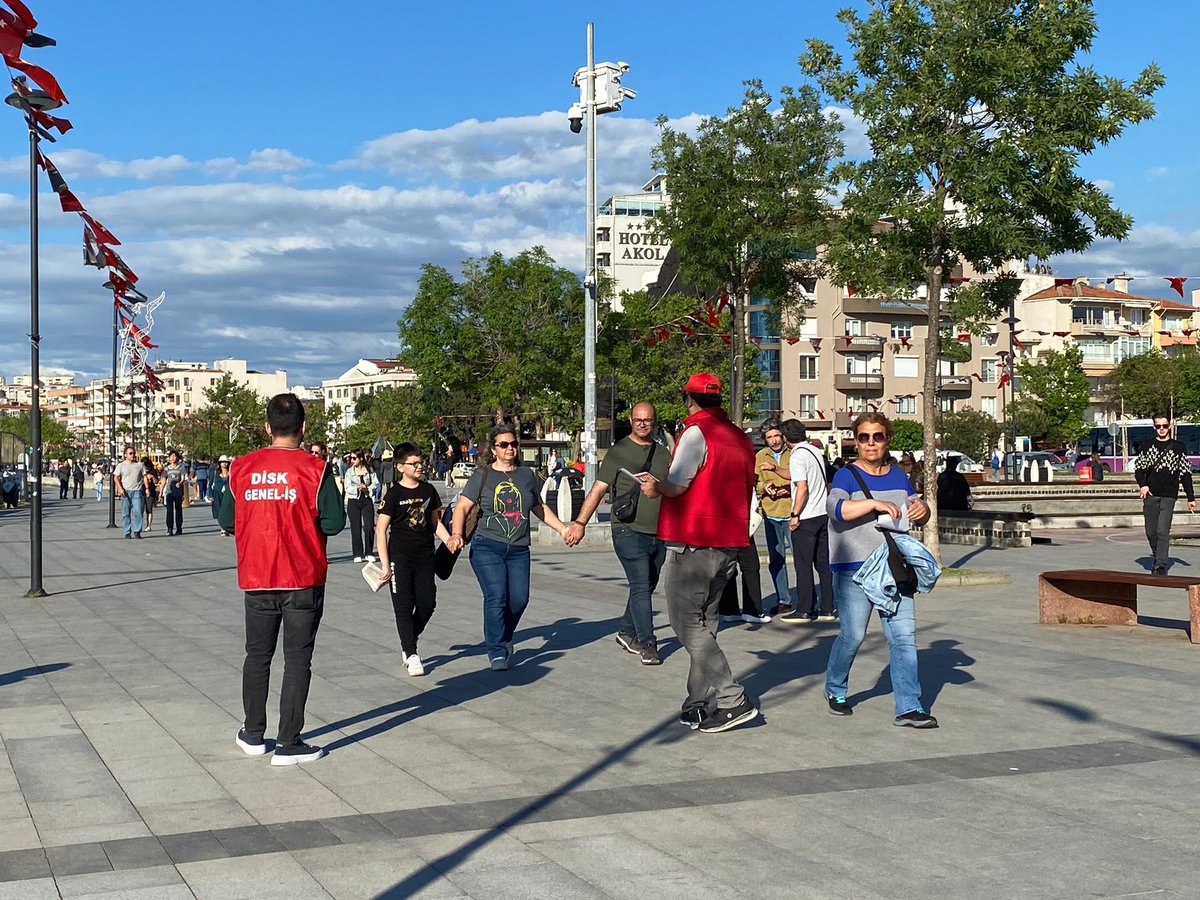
[823, 412, 937, 728]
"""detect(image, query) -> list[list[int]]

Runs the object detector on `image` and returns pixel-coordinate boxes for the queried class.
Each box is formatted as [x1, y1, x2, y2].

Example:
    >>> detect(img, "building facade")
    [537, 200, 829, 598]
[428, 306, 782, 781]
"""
[595, 174, 670, 306]
[321, 359, 418, 428]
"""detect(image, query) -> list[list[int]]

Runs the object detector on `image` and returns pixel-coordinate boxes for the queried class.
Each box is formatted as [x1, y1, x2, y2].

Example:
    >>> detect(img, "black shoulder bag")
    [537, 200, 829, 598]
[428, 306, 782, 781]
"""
[846, 464, 919, 596]
[611, 441, 657, 524]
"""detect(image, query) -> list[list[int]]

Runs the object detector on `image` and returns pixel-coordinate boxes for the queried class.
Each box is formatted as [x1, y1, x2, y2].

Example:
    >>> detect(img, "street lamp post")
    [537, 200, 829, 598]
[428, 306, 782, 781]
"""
[6, 88, 62, 598]
[569, 23, 634, 494]
[107, 297, 118, 527]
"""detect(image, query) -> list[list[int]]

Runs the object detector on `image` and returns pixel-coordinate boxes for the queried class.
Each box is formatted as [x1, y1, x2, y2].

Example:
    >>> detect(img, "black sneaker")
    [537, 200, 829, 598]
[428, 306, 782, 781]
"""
[827, 695, 852, 716]
[1152, 565, 1167, 576]
[679, 708, 705, 730]
[894, 709, 939, 728]
[615, 632, 641, 655]
[639, 643, 662, 666]
[697, 699, 759, 733]
[271, 741, 326, 766]
[780, 609, 815, 624]
[134, 532, 142, 539]
[235, 728, 267, 756]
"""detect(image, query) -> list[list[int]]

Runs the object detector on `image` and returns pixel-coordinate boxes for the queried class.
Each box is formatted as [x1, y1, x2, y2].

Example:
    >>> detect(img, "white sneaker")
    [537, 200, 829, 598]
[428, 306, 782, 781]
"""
[399, 650, 408, 664]
[353, 556, 364, 563]
[742, 613, 772, 624]
[406, 654, 425, 676]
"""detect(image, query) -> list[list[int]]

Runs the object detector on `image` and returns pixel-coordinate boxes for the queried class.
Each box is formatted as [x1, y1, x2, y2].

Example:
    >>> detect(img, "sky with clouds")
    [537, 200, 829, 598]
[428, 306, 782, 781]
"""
[0, 0, 1196, 387]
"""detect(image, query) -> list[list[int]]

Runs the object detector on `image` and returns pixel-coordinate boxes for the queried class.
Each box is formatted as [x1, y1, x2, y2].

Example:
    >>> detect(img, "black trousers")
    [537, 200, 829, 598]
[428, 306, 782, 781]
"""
[58, 478, 69, 499]
[72, 477, 84, 499]
[791, 515, 835, 616]
[242, 586, 324, 747]
[718, 537, 765, 617]
[165, 492, 183, 533]
[1143, 495, 1176, 569]
[389, 555, 437, 656]
[347, 496, 375, 558]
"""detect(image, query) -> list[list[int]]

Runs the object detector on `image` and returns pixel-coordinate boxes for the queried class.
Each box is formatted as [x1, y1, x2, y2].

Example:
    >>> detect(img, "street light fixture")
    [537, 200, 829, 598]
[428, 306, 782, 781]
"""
[6, 88, 62, 597]
[568, 23, 634, 494]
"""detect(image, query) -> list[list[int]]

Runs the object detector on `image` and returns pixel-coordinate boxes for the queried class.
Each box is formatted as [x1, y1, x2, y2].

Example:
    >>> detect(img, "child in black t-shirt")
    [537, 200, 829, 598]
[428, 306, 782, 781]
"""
[376, 443, 453, 676]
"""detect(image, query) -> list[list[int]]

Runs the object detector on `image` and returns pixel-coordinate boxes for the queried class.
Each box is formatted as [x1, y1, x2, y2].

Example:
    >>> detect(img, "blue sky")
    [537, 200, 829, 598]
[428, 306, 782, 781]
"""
[0, 0, 1196, 386]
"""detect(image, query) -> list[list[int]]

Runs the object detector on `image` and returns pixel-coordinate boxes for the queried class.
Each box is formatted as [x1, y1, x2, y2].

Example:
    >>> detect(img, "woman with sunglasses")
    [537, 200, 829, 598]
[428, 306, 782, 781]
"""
[447, 424, 571, 671]
[824, 412, 936, 727]
[344, 450, 379, 563]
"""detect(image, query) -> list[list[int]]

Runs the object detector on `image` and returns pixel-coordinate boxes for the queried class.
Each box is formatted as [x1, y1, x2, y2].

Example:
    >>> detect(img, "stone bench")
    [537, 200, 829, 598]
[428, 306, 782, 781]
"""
[1038, 569, 1200, 643]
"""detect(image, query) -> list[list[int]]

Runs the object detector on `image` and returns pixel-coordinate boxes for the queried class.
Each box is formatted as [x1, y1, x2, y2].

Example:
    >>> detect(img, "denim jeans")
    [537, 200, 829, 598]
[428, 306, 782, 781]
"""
[763, 518, 792, 608]
[825, 570, 923, 715]
[242, 586, 324, 747]
[611, 525, 666, 645]
[1143, 495, 1176, 568]
[469, 534, 531, 662]
[95, 480, 103, 501]
[120, 489, 144, 535]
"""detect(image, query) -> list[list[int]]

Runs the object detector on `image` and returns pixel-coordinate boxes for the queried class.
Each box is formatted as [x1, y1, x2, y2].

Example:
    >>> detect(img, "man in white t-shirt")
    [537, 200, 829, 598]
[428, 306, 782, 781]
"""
[778, 419, 835, 623]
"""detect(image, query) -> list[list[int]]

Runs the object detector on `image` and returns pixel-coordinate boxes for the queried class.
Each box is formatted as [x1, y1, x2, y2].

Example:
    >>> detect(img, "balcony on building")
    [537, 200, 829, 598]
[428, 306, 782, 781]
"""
[835, 335, 886, 353]
[797, 413, 831, 430]
[834, 373, 885, 393]
[939, 375, 973, 392]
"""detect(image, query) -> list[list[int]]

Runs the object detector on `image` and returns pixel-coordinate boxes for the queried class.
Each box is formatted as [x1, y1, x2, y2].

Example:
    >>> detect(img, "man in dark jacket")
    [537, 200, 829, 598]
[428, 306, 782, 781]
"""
[1135, 414, 1196, 575]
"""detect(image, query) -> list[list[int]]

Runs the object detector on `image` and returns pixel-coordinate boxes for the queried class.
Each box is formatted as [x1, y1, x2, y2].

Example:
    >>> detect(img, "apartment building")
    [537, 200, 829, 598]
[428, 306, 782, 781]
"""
[322, 359, 418, 428]
[595, 174, 670, 307]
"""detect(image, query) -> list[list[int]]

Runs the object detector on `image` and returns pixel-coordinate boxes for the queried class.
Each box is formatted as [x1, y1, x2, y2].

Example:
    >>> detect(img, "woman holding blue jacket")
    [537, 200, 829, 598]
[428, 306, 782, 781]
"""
[823, 412, 936, 728]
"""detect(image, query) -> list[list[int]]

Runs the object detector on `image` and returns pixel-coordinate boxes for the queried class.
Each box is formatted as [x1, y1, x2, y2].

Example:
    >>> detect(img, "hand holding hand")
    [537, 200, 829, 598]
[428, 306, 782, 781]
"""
[446, 534, 464, 553]
[564, 523, 585, 547]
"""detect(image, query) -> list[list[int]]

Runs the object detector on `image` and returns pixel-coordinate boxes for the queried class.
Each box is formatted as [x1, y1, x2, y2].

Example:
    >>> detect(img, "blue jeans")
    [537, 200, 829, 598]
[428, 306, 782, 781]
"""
[763, 518, 791, 608]
[469, 534, 531, 662]
[825, 570, 923, 715]
[120, 489, 144, 535]
[611, 525, 666, 645]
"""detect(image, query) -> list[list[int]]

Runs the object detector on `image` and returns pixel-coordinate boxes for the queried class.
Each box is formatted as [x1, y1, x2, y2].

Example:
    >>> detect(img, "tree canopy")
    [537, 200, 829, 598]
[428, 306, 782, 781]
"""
[1104, 351, 1200, 422]
[1013, 346, 1090, 447]
[397, 248, 585, 433]
[651, 79, 842, 422]
[800, 0, 1162, 558]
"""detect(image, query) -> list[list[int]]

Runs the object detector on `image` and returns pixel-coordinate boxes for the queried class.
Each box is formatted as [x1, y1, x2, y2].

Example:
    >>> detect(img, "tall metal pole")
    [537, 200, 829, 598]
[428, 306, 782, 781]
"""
[26, 122, 45, 597]
[107, 302, 118, 527]
[582, 21, 598, 492]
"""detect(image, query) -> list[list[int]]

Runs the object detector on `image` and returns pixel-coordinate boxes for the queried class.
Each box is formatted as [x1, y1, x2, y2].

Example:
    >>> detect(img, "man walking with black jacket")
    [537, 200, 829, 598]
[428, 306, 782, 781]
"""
[1135, 414, 1196, 575]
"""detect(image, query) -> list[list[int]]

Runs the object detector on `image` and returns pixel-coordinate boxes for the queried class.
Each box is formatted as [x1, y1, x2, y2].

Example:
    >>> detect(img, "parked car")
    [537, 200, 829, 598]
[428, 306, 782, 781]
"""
[1011, 451, 1071, 474]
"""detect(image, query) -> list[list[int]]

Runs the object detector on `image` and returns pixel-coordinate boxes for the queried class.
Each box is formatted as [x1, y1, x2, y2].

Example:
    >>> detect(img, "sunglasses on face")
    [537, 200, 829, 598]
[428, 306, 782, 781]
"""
[495, 440, 519, 449]
[1154, 424, 1170, 430]
[856, 432, 888, 444]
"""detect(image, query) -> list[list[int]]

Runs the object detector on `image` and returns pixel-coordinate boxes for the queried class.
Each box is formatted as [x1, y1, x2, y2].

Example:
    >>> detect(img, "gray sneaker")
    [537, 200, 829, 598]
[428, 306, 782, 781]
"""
[780, 609, 816, 624]
[615, 632, 641, 654]
[639, 643, 662, 666]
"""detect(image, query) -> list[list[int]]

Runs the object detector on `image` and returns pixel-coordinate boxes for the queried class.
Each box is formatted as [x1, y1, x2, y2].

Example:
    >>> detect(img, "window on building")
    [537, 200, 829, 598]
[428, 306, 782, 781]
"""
[596, 227, 610, 243]
[755, 387, 781, 419]
[798, 356, 819, 380]
[596, 252, 611, 267]
[1116, 335, 1150, 361]
[890, 321, 913, 339]
[894, 356, 919, 378]
[896, 396, 916, 415]
[748, 309, 780, 340]
[1127, 308, 1148, 326]
[1072, 305, 1112, 326]
[937, 358, 958, 376]
[845, 353, 880, 375]
[183, 378, 191, 388]
[755, 349, 781, 382]
[1076, 339, 1112, 362]
[940, 396, 955, 412]
[797, 394, 819, 417]
[981, 358, 998, 383]
[980, 396, 997, 416]
[845, 396, 868, 413]
[844, 318, 864, 336]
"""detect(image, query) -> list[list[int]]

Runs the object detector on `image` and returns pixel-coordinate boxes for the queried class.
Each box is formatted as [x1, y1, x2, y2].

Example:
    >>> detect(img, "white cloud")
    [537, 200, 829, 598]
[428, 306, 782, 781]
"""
[1147, 166, 1170, 179]
[1092, 178, 1115, 192]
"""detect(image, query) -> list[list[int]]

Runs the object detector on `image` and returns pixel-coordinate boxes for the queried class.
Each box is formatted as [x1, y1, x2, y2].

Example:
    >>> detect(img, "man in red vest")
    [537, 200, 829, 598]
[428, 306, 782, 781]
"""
[640, 372, 759, 733]
[219, 393, 346, 765]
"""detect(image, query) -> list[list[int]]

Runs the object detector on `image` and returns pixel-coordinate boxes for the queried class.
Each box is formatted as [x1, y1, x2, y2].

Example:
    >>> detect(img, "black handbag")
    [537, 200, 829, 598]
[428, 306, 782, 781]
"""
[435, 467, 491, 580]
[611, 441, 657, 524]
[847, 464, 919, 596]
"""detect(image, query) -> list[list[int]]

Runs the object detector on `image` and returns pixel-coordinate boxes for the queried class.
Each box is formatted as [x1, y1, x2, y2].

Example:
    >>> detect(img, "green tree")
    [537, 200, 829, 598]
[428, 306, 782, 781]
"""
[1104, 351, 1191, 420]
[890, 418, 924, 452]
[801, 0, 1162, 558]
[1014, 347, 1090, 446]
[650, 79, 842, 424]
[0, 411, 75, 459]
[1005, 396, 1051, 445]
[597, 289, 753, 430]
[302, 399, 333, 446]
[397, 249, 585, 433]
[192, 375, 268, 458]
[939, 407, 1002, 461]
[343, 385, 437, 455]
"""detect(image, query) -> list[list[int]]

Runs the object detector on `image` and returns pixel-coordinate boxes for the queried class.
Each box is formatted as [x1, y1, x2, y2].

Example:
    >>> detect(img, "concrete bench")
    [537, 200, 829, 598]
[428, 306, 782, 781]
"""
[1038, 569, 1200, 643]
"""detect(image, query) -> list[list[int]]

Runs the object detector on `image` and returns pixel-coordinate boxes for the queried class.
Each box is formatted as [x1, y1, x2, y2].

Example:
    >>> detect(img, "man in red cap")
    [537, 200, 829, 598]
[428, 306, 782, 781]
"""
[640, 372, 759, 733]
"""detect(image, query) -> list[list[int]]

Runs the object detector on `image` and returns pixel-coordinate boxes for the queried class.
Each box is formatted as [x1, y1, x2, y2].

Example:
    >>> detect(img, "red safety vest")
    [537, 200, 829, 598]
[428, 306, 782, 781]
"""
[230, 446, 329, 590]
[657, 407, 755, 548]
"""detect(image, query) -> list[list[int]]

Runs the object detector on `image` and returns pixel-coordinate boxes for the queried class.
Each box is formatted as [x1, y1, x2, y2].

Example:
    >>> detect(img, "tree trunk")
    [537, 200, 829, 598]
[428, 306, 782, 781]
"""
[730, 277, 747, 427]
[921, 225, 946, 564]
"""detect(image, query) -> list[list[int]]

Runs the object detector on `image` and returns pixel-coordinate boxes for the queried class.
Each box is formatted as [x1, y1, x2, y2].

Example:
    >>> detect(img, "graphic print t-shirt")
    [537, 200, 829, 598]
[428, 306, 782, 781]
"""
[380, 481, 441, 559]
[462, 464, 540, 547]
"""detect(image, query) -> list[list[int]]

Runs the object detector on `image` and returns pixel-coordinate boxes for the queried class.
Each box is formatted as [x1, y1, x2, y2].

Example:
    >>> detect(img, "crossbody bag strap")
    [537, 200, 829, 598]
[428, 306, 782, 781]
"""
[847, 462, 906, 552]
[611, 440, 658, 502]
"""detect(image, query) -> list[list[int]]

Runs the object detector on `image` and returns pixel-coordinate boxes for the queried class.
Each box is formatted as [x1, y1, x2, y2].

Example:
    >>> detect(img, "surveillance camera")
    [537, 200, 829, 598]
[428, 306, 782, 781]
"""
[567, 102, 584, 133]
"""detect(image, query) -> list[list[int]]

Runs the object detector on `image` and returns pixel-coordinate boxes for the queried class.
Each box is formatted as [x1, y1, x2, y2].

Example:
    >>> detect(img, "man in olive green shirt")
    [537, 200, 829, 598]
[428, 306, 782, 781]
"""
[565, 402, 670, 665]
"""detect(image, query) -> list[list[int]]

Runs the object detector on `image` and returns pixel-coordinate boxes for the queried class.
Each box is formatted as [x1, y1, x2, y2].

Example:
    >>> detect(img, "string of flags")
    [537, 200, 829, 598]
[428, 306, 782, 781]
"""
[1051, 275, 1195, 298]
[2, 0, 165, 394]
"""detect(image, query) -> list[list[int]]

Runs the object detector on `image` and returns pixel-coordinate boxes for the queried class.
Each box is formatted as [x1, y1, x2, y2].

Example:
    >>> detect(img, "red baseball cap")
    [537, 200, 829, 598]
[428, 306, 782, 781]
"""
[683, 372, 722, 395]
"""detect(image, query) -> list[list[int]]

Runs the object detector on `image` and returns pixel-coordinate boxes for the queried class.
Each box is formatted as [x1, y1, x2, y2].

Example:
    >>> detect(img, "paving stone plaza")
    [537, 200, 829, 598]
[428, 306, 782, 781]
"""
[2, 491, 1199, 898]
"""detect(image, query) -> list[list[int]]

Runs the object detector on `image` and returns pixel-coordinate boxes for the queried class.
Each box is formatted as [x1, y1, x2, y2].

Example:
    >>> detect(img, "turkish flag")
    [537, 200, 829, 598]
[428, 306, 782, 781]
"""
[57, 188, 83, 212]
[31, 108, 70, 134]
[1165, 277, 1187, 297]
[80, 212, 119, 245]
[7, 58, 66, 103]
[83, 225, 104, 267]
[2, 0, 38, 29]
[35, 150, 67, 193]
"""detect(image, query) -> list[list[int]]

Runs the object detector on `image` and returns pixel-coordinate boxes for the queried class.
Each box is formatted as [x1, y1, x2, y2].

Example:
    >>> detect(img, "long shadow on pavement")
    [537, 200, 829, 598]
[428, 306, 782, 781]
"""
[850, 637, 976, 711]
[1032, 696, 1200, 755]
[0, 662, 69, 686]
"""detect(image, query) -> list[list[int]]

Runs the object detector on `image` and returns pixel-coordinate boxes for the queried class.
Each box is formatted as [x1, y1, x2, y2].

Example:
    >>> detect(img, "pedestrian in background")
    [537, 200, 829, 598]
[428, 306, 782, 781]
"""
[344, 449, 379, 563]
[1135, 413, 1196, 575]
[210, 457, 232, 536]
[162, 450, 187, 535]
[113, 446, 148, 539]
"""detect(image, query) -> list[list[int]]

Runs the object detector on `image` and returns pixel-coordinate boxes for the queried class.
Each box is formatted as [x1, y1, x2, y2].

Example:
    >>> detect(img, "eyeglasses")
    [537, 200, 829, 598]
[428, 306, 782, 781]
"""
[402, 460, 424, 468]
[856, 432, 888, 444]
[495, 440, 519, 449]
[349, 455, 359, 460]
[631, 418, 655, 424]
[1154, 424, 1171, 430]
